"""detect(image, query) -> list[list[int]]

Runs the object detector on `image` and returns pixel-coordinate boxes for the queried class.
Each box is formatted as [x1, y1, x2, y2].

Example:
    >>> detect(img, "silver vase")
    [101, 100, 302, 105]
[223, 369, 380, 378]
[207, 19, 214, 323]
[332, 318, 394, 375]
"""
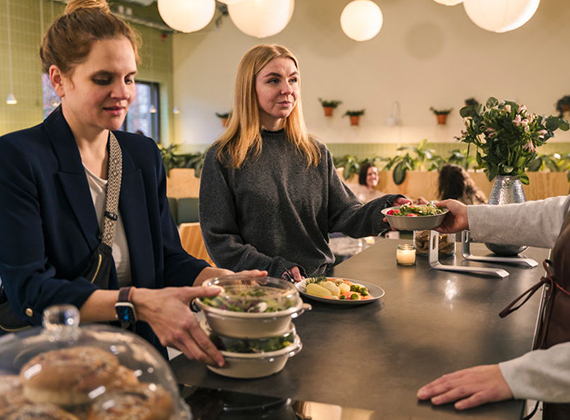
[484, 175, 528, 256]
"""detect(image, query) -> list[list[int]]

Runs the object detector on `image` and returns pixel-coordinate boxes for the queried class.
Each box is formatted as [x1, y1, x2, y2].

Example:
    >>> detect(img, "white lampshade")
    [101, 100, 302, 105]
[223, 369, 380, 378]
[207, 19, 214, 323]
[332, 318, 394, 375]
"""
[463, 0, 540, 33]
[433, 0, 464, 5]
[217, 0, 246, 4]
[6, 93, 17, 105]
[340, 0, 383, 42]
[158, 0, 216, 33]
[228, 0, 294, 39]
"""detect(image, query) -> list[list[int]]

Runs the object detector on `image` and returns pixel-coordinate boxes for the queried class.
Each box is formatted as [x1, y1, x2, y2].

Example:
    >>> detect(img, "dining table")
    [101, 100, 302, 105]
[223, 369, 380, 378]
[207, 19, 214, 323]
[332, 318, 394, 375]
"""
[172, 237, 549, 419]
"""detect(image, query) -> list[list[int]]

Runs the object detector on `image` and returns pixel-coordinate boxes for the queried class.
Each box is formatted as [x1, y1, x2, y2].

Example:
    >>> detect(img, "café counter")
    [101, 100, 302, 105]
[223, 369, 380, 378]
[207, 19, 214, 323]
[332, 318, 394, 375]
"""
[173, 239, 549, 419]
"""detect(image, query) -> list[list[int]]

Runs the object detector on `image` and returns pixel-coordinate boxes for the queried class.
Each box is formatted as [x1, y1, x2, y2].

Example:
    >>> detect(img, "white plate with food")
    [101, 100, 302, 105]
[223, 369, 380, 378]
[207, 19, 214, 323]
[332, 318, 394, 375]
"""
[295, 277, 385, 306]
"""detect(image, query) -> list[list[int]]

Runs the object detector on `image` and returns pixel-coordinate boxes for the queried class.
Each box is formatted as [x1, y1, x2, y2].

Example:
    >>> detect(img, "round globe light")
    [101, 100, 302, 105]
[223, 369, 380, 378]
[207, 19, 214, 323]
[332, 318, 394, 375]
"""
[340, 0, 383, 42]
[433, 0, 464, 5]
[158, 0, 216, 33]
[463, 0, 540, 33]
[217, 0, 247, 4]
[228, 0, 294, 38]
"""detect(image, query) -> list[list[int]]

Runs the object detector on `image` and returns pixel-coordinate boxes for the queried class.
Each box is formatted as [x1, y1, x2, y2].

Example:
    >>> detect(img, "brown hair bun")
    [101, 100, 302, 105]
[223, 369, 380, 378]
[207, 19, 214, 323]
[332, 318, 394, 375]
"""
[64, 0, 111, 15]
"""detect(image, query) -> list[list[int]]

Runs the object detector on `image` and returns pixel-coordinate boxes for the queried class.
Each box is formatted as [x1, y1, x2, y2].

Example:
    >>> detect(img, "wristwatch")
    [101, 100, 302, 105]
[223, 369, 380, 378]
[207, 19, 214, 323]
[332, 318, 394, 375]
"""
[115, 287, 137, 327]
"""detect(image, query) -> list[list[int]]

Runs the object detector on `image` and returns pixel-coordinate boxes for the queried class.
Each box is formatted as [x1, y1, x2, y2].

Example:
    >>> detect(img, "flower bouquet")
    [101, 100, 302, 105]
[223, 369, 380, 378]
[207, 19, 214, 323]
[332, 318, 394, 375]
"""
[458, 97, 569, 184]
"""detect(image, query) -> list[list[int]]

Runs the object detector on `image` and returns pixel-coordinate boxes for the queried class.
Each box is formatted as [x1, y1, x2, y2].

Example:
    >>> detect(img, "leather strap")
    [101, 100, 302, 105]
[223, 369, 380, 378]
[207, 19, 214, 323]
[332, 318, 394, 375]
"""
[118, 286, 132, 303]
[101, 132, 122, 247]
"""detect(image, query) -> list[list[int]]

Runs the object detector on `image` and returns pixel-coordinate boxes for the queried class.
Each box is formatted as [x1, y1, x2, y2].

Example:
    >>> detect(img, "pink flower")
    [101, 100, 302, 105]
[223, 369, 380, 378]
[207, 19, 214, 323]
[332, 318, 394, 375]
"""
[523, 141, 535, 152]
[504, 104, 512, 113]
[518, 105, 527, 114]
[512, 115, 522, 126]
[537, 129, 548, 138]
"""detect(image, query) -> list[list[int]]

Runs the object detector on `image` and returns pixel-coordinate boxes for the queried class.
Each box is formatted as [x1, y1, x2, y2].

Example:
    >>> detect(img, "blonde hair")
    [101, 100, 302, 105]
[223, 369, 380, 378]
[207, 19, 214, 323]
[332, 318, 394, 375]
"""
[40, 0, 141, 74]
[214, 44, 320, 169]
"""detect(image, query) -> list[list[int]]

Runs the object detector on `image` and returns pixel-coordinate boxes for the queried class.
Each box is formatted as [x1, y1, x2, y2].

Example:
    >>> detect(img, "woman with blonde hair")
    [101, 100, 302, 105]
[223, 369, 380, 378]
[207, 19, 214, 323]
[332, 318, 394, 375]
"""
[0, 0, 263, 366]
[200, 44, 407, 281]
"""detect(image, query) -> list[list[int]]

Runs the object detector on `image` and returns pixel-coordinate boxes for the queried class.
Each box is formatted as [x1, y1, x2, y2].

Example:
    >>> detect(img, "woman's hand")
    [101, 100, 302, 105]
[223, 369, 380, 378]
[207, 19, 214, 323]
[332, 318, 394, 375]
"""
[394, 196, 413, 206]
[417, 365, 513, 410]
[284, 266, 304, 282]
[434, 199, 469, 233]
[132, 286, 226, 367]
[194, 267, 267, 285]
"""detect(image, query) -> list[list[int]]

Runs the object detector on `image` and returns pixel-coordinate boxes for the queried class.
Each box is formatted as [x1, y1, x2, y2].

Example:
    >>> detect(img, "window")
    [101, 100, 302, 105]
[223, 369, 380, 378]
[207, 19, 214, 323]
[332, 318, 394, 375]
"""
[124, 81, 161, 142]
[41, 76, 161, 142]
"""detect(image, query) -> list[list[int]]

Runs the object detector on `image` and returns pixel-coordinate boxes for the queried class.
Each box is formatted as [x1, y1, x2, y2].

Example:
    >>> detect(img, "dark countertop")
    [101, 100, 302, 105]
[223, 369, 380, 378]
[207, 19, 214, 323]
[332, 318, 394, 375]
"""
[173, 239, 549, 419]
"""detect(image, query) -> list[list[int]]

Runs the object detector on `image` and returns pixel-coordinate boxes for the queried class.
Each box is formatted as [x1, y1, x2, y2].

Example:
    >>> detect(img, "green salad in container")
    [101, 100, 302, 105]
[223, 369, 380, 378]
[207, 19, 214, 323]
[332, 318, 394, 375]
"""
[201, 285, 296, 313]
[210, 331, 295, 353]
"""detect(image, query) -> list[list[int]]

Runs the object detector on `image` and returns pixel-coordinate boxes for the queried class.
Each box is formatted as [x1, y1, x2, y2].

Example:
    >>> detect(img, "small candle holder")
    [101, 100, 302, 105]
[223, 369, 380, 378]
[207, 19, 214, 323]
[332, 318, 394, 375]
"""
[396, 244, 416, 266]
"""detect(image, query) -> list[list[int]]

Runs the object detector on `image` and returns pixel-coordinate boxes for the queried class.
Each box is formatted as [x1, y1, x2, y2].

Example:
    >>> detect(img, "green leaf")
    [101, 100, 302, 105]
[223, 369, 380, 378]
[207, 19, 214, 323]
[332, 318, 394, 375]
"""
[519, 173, 529, 185]
[486, 97, 499, 108]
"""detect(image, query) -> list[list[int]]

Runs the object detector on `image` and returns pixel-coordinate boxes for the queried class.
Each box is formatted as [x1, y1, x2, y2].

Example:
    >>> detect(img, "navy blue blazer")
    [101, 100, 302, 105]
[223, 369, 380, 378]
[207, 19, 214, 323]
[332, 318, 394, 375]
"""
[0, 108, 209, 353]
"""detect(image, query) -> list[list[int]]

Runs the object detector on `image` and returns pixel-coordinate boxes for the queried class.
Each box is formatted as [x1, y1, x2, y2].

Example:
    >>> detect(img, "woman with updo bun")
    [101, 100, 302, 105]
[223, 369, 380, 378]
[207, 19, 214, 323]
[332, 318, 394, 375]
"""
[0, 0, 262, 366]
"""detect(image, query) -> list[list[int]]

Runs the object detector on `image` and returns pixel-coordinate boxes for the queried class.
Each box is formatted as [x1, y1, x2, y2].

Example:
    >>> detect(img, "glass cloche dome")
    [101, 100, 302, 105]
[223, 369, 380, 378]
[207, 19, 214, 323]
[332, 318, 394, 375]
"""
[0, 304, 190, 420]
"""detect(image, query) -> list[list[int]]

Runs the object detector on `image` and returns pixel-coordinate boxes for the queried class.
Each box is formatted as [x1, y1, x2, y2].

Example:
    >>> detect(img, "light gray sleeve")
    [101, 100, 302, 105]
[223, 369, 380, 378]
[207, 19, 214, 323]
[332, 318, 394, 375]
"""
[467, 195, 570, 249]
[499, 343, 570, 402]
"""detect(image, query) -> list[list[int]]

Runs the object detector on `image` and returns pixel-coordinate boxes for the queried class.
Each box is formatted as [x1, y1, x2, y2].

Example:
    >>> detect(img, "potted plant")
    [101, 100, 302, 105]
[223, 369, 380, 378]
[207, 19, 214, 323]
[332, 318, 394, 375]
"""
[343, 110, 365, 126]
[318, 98, 342, 117]
[429, 107, 453, 125]
[458, 97, 569, 185]
[215, 112, 231, 127]
[555, 95, 570, 117]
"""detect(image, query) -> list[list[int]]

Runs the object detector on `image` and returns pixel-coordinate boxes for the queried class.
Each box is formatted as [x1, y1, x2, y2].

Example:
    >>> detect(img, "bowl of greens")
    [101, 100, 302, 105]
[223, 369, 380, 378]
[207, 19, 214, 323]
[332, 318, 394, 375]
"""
[195, 275, 310, 338]
[381, 202, 448, 231]
[206, 332, 302, 379]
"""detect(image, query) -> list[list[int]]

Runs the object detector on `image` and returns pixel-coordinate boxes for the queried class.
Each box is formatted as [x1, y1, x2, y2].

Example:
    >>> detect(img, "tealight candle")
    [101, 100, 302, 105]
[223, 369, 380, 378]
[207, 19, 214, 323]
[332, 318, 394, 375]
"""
[396, 244, 416, 266]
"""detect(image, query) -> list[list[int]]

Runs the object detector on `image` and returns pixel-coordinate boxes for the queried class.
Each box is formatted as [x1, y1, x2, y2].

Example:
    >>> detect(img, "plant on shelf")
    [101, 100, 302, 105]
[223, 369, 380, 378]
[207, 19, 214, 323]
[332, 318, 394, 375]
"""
[458, 97, 569, 184]
[318, 98, 342, 117]
[215, 111, 231, 127]
[429, 107, 453, 125]
[555, 95, 570, 117]
[343, 109, 365, 126]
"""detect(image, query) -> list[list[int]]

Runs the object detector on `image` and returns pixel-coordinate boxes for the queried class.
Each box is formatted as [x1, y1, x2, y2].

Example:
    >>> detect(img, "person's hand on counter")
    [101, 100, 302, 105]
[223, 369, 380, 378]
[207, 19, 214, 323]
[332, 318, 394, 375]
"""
[434, 199, 469, 233]
[417, 364, 514, 410]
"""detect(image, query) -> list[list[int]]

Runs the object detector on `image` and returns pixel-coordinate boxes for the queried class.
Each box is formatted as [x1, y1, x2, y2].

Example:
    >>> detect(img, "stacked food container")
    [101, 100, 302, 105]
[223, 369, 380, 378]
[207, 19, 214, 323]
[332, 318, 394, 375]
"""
[195, 275, 310, 378]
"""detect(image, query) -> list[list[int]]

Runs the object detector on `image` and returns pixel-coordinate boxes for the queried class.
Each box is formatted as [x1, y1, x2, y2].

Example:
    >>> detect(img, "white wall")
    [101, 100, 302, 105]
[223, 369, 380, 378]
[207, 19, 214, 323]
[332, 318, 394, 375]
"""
[172, 0, 570, 150]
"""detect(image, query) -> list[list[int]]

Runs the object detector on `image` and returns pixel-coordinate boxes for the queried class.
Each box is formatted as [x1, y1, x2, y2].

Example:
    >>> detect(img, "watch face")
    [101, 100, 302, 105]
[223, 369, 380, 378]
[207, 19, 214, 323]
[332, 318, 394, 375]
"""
[115, 302, 136, 323]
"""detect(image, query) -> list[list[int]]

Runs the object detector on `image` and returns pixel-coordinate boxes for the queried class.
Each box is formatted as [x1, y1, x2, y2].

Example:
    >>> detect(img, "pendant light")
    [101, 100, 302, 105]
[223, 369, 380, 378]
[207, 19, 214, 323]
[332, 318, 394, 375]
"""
[340, 0, 383, 42]
[463, 0, 540, 33]
[433, 0, 464, 5]
[6, 0, 17, 105]
[228, 0, 294, 38]
[158, 0, 216, 33]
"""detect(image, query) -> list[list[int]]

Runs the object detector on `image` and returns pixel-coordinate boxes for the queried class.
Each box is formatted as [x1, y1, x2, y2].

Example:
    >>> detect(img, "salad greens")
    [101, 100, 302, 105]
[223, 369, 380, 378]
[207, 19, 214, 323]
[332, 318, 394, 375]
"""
[211, 331, 295, 353]
[387, 202, 445, 217]
[201, 285, 295, 313]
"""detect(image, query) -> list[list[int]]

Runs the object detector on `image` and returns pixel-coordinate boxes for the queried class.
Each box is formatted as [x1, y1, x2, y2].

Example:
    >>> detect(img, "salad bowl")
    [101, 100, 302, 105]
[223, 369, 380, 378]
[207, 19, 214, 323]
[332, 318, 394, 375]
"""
[206, 334, 303, 379]
[381, 203, 448, 231]
[195, 275, 311, 338]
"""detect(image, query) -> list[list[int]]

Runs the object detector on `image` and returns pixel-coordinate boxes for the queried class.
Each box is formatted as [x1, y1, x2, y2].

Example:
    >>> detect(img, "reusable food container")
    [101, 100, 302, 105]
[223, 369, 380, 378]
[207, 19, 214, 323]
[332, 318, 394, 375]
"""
[0, 304, 190, 420]
[206, 334, 303, 379]
[195, 275, 311, 338]
[381, 205, 448, 231]
[200, 319, 296, 354]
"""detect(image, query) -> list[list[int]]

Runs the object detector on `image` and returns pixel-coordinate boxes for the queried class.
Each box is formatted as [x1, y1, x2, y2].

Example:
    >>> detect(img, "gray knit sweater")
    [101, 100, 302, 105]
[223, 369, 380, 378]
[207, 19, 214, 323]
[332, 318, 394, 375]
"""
[199, 129, 400, 277]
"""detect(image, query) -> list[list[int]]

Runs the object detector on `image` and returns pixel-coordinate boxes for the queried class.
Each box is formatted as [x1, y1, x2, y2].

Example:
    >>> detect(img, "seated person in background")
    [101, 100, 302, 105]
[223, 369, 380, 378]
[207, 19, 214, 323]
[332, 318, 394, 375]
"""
[417, 197, 570, 418]
[200, 44, 408, 282]
[438, 164, 486, 205]
[347, 163, 385, 203]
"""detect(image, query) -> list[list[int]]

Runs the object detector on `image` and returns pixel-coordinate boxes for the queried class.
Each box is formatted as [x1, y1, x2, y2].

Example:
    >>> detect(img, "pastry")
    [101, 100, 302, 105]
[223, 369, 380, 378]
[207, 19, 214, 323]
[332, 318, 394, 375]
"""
[87, 383, 173, 420]
[20, 346, 119, 406]
[0, 404, 80, 420]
